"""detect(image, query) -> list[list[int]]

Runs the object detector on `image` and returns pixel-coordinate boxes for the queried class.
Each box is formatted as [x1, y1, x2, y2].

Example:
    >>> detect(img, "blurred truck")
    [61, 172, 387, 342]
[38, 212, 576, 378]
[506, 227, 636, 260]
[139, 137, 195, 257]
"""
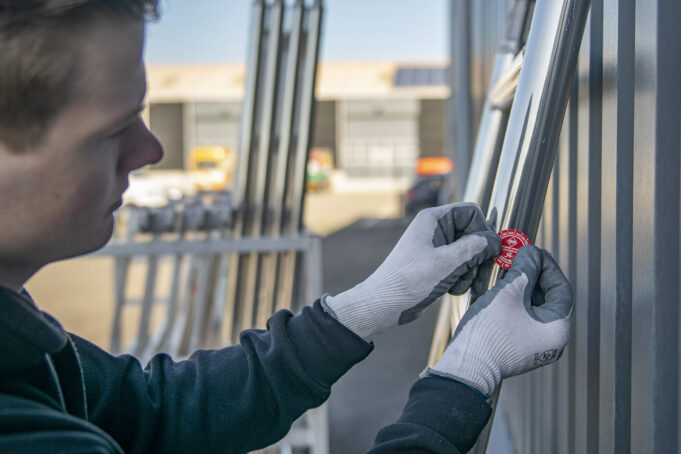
[189, 146, 237, 192]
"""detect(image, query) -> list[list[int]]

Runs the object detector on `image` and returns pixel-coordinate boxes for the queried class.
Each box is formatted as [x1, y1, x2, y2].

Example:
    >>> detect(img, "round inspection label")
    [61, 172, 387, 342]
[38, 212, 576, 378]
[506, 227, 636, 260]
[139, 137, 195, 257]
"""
[494, 229, 531, 270]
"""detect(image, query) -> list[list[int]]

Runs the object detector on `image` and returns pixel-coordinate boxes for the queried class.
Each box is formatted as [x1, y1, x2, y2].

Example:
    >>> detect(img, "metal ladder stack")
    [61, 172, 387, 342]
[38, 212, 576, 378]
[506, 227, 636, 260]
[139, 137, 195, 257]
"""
[226, 0, 323, 342]
[428, 0, 591, 452]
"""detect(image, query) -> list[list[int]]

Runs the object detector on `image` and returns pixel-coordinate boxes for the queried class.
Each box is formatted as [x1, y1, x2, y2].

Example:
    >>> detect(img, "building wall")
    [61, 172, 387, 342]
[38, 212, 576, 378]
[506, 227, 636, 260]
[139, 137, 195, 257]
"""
[148, 96, 442, 178]
[450, 1, 681, 453]
[337, 99, 421, 179]
[311, 100, 337, 161]
[149, 103, 185, 170]
[193, 102, 242, 152]
[148, 101, 242, 169]
[419, 99, 446, 158]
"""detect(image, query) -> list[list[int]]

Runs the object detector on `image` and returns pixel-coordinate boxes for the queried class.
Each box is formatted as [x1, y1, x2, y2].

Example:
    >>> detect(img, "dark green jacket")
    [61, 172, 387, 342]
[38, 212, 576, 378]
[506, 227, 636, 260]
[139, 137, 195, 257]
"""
[0, 286, 490, 453]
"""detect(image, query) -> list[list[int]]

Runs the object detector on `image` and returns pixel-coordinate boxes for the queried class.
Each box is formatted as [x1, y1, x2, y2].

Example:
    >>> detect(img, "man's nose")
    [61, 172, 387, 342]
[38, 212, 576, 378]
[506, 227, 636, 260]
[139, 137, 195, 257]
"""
[119, 119, 164, 173]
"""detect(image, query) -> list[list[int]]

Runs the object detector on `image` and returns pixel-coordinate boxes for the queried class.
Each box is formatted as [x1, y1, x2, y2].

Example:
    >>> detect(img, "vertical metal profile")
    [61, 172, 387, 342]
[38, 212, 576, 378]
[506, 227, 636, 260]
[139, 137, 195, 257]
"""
[239, 0, 285, 334]
[146, 221, 186, 356]
[598, 2, 636, 450]
[449, 0, 473, 200]
[290, 0, 323, 237]
[131, 252, 159, 357]
[256, 0, 305, 329]
[110, 209, 139, 354]
[278, 0, 323, 313]
[205, 240, 231, 348]
[467, 1, 591, 451]
[223, 0, 266, 343]
[572, 11, 600, 452]
[651, 2, 681, 452]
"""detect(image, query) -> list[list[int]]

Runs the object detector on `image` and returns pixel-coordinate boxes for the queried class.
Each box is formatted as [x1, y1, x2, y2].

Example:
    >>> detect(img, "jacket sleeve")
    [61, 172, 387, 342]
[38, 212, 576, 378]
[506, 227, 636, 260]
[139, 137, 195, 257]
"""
[72, 301, 373, 454]
[0, 394, 124, 454]
[367, 376, 492, 454]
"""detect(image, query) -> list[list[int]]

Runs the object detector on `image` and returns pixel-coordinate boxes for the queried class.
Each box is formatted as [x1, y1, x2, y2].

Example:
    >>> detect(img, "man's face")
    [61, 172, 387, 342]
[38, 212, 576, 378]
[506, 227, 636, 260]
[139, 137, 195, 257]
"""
[0, 17, 163, 273]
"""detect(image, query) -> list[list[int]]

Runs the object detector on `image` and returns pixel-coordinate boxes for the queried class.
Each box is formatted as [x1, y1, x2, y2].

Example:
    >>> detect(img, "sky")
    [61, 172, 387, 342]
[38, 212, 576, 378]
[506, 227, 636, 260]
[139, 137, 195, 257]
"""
[144, 0, 449, 63]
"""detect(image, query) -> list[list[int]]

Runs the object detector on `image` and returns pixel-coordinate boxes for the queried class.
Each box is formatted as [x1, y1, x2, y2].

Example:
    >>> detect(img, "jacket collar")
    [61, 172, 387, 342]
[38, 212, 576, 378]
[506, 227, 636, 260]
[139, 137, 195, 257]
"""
[0, 285, 68, 373]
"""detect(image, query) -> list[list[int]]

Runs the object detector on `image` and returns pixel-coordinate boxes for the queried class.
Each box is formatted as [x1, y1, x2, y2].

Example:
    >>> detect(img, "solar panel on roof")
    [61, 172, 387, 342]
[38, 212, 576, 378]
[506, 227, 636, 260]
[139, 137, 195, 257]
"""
[394, 66, 449, 87]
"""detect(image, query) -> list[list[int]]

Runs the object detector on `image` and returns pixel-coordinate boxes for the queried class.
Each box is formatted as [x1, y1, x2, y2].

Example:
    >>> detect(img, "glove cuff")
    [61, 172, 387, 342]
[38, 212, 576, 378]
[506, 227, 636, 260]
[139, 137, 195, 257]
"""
[428, 348, 501, 396]
[321, 270, 412, 341]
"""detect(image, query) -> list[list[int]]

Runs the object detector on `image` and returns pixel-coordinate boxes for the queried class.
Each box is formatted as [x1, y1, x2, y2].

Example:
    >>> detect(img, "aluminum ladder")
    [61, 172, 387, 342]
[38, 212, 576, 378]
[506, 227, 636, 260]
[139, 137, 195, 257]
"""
[427, 0, 591, 452]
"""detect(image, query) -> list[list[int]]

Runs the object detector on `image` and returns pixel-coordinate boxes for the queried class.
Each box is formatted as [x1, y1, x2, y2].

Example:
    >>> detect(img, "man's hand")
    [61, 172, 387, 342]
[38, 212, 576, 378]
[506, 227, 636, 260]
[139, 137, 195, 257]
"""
[427, 245, 573, 396]
[322, 203, 502, 342]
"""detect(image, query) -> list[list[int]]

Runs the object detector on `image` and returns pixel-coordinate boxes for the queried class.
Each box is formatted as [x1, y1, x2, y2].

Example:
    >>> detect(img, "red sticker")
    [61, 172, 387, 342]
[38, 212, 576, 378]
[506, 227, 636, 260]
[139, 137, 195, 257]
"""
[494, 229, 531, 270]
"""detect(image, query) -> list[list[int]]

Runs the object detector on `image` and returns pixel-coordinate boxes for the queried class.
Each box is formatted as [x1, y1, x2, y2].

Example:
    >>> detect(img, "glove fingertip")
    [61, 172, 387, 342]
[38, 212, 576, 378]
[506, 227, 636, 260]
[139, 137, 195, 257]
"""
[480, 230, 502, 257]
[537, 249, 574, 319]
[506, 245, 543, 285]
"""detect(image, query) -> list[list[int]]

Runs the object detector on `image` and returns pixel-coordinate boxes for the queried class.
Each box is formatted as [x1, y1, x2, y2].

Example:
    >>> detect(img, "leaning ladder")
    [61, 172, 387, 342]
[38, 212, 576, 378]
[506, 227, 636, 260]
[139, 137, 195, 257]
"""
[427, 0, 591, 452]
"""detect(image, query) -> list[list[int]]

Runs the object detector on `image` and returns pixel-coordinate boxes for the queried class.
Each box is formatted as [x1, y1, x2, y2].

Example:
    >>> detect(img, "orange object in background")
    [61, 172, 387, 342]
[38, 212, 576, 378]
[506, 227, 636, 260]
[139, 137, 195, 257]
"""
[307, 148, 333, 191]
[416, 157, 453, 176]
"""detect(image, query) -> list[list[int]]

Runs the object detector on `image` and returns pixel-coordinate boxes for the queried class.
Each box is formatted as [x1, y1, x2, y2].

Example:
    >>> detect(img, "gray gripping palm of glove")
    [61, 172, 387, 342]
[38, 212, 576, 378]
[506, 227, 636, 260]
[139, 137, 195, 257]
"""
[322, 203, 502, 342]
[428, 245, 574, 397]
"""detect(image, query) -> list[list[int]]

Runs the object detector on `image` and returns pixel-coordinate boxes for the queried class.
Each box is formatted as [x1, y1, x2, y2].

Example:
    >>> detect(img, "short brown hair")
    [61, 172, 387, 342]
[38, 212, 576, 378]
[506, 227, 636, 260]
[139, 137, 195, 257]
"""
[0, 0, 159, 150]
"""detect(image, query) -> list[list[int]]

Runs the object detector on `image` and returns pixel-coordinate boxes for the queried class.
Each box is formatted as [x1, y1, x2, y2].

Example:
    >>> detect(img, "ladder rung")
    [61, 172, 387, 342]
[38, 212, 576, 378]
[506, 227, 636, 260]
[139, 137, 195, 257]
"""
[488, 48, 525, 110]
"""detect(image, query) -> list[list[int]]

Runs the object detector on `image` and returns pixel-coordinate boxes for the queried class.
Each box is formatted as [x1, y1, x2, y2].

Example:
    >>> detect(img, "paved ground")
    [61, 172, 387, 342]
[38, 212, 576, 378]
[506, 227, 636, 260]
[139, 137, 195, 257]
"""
[323, 217, 434, 453]
[304, 190, 403, 235]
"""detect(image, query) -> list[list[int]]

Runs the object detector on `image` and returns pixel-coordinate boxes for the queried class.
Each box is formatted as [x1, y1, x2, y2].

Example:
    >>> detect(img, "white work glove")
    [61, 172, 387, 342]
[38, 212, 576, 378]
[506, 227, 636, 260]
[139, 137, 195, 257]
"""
[322, 203, 502, 342]
[427, 245, 573, 397]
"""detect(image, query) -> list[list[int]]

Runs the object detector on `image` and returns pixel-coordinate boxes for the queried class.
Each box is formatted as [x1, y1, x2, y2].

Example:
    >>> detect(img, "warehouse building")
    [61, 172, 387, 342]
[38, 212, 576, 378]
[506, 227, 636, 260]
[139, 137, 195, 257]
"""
[145, 61, 449, 188]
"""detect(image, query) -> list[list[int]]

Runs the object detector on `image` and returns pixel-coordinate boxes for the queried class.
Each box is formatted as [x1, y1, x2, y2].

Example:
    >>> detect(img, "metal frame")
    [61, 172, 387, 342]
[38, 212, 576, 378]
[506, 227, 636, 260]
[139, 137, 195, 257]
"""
[430, 0, 591, 451]
[97, 206, 323, 362]
[97, 209, 324, 454]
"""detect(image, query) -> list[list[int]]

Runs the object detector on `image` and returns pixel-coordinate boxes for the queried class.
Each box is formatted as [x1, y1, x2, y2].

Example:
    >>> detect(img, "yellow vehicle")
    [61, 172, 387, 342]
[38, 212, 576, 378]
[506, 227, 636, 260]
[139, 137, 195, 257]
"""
[189, 146, 237, 192]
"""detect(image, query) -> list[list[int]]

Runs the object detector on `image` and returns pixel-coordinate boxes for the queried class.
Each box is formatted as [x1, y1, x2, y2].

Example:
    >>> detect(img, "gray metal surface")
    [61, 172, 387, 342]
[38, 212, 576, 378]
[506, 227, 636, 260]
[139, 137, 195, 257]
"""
[449, 0, 472, 200]
[448, 0, 681, 452]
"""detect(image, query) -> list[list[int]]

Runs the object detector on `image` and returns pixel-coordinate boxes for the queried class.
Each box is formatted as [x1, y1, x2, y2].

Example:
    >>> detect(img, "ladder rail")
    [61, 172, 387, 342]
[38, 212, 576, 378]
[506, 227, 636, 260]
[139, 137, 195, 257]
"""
[428, 0, 534, 368]
[429, 0, 591, 452]
[474, 1, 591, 451]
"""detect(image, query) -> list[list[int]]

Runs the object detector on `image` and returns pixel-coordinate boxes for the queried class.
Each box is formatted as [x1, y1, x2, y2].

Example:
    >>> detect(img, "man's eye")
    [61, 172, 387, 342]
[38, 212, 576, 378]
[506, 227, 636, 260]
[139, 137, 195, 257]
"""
[107, 121, 136, 139]
[108, 128, 127, 139]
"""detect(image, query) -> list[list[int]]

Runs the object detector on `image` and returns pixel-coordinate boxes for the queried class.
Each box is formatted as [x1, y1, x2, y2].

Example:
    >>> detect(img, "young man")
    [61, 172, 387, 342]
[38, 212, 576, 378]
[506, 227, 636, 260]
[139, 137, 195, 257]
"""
[0, 1, 573, 453]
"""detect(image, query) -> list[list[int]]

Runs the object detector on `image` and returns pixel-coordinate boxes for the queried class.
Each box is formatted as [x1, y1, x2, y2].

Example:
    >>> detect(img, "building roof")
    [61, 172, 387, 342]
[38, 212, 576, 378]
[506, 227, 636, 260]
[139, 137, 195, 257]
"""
[146, 61, 450, 103]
